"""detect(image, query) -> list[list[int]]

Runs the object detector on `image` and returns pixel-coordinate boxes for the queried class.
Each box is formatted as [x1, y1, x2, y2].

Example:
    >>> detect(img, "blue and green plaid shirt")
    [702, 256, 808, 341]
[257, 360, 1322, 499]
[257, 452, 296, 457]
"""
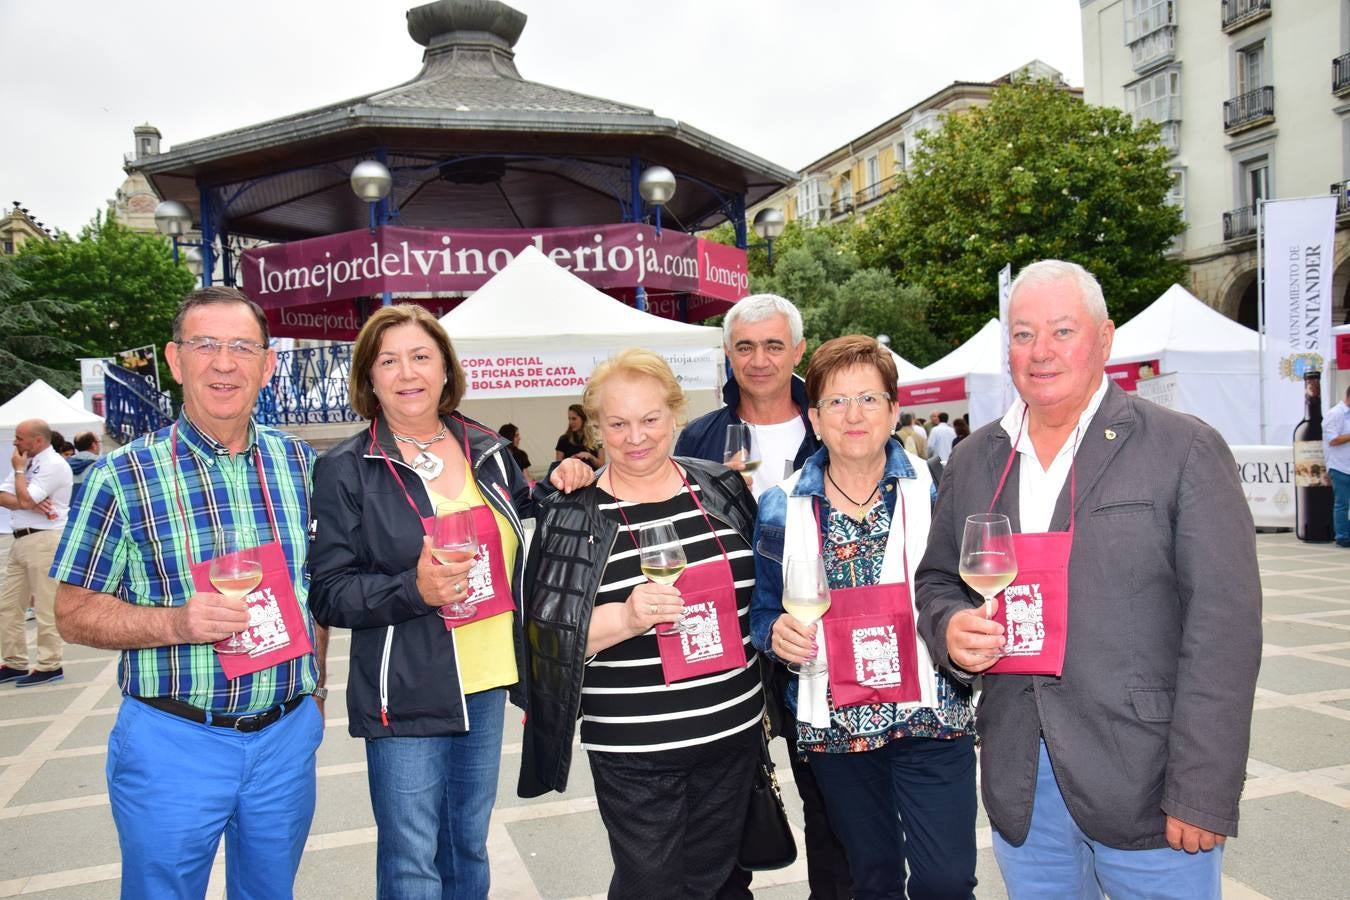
[50, 413, 318, 714]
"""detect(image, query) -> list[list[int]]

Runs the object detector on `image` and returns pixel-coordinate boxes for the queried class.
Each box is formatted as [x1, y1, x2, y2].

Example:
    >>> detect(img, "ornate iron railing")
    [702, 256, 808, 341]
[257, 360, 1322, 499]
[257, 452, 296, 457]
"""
[103, 363, 175, 444]
[1334, 52, 1350, 95]
[1332, 180, 1350, 217]
[1222, 0, 1271, 32]
[1222, 205, 1258, 241]
[1223, 86, 1275, 132]
[255, 344, 361, 427]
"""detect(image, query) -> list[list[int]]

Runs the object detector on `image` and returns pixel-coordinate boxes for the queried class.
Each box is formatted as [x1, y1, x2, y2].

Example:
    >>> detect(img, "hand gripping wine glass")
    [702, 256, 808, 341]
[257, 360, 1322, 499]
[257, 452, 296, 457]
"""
[210, 529, 263, 655]
[433, 502, 479, 621]
[638, 519, 689, 636]
[958, 513, 1018, 658]
[723, 423, 761, 475]
[782, 555, 830, 678]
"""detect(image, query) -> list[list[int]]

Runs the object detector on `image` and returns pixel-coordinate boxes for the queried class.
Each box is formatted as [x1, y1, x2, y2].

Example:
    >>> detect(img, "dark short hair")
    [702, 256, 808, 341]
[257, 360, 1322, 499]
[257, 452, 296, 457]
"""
[804, 335, 899, 406]
[499, 423, 518, 441]
[939, 412, 949, 423]
[172, 286, 270, 344]
[900, 413, 914, 427]
[74, 431, 99, 452]
[348, 304, 465, 421]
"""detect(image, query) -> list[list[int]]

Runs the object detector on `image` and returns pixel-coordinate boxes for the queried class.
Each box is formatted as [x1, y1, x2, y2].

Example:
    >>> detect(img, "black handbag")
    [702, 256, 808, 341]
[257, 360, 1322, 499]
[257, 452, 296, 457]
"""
[736, 718, 798, 871]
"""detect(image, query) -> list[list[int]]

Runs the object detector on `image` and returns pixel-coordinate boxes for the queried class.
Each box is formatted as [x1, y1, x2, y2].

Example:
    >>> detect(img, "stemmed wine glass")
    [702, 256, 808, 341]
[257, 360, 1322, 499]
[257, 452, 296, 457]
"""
[723, 423, 761, 475]
[210, 529, 262, 655]
[782, 555, 830, 678]
[432, 502, 479, 621]
[958, 513, 1018, 659]
[638, 520, 689, 636]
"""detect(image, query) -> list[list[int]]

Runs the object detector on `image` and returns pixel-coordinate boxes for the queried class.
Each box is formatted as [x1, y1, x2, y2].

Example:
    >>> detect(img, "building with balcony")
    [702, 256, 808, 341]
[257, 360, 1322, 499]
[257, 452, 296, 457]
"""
[1081, 0, 1350, 327]
[750, 61, 1079, 228]
[0, 203, 55, 255]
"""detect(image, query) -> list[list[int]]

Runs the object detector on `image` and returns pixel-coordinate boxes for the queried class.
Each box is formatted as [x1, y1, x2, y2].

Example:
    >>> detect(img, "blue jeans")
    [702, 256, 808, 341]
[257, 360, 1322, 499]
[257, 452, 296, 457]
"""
[1331, 468, 1350, 545]
[365, 688, 506, 900]
[992, 741, 1222, 900]
[106, 695, 323, 900]
[808, 735, 977, 900]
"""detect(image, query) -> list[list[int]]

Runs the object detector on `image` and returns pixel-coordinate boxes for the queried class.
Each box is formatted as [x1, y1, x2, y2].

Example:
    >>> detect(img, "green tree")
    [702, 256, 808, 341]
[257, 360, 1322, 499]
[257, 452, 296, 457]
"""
[9, 210, 195, 391]
[0, 259, 84, 401]
[855, 78, 1187, 345]
[802, 271, 946, 368]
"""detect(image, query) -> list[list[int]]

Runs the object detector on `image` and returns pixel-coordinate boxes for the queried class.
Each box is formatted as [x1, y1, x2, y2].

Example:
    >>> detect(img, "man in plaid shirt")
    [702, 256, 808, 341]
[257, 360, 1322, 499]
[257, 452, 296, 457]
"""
[52, 287, 328, 899]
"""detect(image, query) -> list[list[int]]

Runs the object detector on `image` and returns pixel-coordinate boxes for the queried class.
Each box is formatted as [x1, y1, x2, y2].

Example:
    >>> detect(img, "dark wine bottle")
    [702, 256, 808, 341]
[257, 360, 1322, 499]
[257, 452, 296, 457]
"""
[1294, 370, 1334, 542]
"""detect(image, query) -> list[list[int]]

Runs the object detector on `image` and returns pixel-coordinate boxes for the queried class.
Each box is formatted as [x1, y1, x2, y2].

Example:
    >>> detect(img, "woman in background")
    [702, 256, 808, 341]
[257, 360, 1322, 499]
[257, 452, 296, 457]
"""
[556, 402, 604, 469]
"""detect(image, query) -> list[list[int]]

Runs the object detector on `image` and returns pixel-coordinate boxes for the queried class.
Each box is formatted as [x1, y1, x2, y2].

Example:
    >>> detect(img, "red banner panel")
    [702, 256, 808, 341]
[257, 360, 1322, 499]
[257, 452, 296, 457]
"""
[1336, 332, 1350, 370]
[896, 376, 967, 406]
[1105, 359, 1161, 392]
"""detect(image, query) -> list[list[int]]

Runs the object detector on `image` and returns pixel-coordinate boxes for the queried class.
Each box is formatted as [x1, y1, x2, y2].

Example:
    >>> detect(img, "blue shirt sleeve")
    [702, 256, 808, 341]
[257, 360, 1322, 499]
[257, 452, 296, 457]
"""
[50, 460, 128, 595]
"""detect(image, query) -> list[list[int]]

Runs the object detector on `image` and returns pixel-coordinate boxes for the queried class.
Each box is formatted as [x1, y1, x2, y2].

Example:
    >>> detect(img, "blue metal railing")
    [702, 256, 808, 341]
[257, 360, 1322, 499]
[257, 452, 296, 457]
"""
[104, 363, 175, 444]
[255, 344, 360, 427]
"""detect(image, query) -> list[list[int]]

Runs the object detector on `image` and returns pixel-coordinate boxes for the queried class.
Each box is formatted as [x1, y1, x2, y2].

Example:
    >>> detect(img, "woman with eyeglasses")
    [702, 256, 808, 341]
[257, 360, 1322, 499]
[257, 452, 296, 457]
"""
[749, 336, 978, 899]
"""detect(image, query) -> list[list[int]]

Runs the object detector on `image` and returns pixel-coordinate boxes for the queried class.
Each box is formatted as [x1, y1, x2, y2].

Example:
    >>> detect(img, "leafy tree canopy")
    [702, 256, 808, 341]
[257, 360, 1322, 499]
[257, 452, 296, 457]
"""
[854, 78, 1187, 345]
[0, 260, 84, 401]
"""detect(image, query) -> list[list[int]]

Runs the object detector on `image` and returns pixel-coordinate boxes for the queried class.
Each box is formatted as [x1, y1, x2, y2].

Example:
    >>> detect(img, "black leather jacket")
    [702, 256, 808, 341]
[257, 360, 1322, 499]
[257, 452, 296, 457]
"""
[309, 414, 541, 738]
[517, 457, 756, 798]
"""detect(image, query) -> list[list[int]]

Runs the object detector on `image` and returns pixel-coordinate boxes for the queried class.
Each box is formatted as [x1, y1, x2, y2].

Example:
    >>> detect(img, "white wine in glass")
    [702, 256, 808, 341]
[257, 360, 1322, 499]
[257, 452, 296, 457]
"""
[433, 502, 479, 621]
[723, 423, 760, 473]
[958, 513, 1018, 658]
[783, 555, 830, 678]
[638, 520, 689, 634]
[210, 529, 262, 655]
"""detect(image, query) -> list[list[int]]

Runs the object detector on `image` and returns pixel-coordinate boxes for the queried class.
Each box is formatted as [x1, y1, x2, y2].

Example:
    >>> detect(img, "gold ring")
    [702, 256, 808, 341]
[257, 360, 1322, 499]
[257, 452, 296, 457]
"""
[456, 582, 465, 594]
[649, 603, 658, 615]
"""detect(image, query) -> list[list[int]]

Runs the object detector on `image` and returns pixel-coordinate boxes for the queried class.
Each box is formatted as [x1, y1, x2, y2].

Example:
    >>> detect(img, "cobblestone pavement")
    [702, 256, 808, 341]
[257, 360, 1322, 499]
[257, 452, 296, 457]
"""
[0, 532, 1346, 898]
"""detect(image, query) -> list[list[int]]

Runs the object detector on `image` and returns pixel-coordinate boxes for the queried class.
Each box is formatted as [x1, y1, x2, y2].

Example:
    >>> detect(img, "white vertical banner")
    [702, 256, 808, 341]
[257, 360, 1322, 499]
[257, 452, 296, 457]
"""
[1261, 196, 1337, 443]
[998, 263, 1015, 411]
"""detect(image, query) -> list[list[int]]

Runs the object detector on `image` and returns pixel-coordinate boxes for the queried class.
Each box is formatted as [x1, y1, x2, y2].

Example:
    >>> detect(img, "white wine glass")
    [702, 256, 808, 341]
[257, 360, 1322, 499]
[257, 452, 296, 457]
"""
[210, 529, 262, 655]
[723, 423, 761, 475]
[958, 513, 1018, 658]
[782, 555, 830, 678]
[638, 520, 689, 636]
[433, 502, 479, 621]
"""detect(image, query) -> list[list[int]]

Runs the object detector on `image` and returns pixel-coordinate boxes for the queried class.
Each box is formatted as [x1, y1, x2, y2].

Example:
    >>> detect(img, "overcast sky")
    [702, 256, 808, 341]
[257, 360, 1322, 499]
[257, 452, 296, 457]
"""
[2, 0, 1083, 236]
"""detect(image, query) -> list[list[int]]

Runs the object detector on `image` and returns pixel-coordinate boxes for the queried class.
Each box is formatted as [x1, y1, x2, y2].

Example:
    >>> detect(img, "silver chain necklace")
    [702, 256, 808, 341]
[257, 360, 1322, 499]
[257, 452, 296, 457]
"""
[391, 425, 449, 481]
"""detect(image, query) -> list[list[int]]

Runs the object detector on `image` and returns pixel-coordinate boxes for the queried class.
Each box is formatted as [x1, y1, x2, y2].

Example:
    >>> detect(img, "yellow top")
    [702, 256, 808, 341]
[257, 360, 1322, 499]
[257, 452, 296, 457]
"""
[426, 466, 518, 695]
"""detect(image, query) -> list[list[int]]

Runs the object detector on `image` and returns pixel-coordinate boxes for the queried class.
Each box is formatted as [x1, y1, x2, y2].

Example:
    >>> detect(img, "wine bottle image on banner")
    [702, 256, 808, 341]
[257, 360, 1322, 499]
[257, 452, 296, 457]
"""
[1294, 370, 1334, 542]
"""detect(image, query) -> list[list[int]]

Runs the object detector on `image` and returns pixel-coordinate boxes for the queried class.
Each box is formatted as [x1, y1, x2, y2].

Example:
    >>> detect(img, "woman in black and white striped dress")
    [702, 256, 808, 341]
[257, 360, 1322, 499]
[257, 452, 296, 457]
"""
[520, 349, 763, 899]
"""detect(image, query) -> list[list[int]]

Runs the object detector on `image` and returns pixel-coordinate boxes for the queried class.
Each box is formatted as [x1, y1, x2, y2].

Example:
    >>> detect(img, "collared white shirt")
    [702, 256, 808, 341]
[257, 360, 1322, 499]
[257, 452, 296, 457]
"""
[1325, 401, 1350, 475]
[0, 445, 73, 531]
[999, 377, 1110, 534]
[928, 422, 957, 463]
[748, 417, 806, 499]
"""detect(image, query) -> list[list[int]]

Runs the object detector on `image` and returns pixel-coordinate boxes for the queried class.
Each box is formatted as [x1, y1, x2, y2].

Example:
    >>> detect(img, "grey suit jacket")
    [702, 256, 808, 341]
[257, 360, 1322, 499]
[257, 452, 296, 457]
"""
[914, 383, 1261, 850]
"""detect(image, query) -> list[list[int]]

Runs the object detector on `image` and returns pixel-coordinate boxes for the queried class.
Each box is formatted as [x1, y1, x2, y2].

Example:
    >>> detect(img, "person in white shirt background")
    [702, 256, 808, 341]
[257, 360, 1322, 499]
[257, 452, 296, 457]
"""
[1324, 384, 1350, 548]
[927, 412, 958, 464]
[0, 418, 74, 687]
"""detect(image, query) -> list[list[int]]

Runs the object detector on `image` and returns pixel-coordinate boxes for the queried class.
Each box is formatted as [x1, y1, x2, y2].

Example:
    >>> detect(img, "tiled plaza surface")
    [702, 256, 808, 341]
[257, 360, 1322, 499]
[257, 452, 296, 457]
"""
[0, 532, 1346, 898]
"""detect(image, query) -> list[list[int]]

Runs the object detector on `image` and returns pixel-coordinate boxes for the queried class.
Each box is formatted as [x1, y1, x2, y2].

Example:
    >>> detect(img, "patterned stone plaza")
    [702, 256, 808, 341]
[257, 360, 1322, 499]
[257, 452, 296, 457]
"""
[0, 532, 1346, 898]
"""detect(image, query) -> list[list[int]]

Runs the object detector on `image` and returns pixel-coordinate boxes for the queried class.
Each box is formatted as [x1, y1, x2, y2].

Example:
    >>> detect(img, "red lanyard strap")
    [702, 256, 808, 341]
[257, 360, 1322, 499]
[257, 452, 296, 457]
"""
[169, 423, 282, 562]
[990, 408, 1078, 531]
[812, 474, 909, 581]
[610, 460, 733, 566]
[371, 415, 487, 528]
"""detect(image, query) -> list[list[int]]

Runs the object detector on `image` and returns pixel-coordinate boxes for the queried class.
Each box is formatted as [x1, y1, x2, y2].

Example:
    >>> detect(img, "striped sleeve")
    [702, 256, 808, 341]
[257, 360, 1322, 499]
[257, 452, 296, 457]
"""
[50, 460, 129, 595]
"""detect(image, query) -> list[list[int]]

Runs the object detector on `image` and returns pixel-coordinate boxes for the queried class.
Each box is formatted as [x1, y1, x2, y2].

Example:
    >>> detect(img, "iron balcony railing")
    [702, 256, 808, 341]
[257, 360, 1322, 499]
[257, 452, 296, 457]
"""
[103, 363, 175, 444]
[254, 343, 361, 428]
[1335, 52, 1350, 95]
[1332, 180, 1350, 217]
[1221, 0, 1271, 32]
[1222, 205, 1258, 241]
[1223, 86, 1275, 132]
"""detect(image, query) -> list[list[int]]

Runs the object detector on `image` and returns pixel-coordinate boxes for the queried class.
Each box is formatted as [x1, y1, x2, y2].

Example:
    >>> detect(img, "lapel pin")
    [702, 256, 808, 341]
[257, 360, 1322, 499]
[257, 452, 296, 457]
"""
[1104, 429, 1117, 441]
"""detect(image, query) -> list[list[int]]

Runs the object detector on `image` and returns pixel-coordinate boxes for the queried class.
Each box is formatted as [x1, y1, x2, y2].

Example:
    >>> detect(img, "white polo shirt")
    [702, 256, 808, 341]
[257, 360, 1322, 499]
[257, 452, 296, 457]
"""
[1, 445, 73, 531]
[999, 378, 1109, 534]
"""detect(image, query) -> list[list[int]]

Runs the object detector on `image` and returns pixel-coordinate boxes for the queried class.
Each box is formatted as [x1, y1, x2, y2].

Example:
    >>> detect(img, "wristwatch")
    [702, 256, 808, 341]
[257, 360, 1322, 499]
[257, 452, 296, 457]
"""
[312, 687, 329, 700]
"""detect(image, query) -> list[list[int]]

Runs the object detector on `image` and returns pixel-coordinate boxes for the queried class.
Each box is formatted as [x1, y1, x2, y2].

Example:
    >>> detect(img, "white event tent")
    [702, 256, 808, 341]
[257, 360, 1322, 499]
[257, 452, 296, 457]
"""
[0, 380, 105, 533]
[889, 350, 923, 382]
[439, 245, 725, 475]
[1108, 284, 1264, 445]
[896, 319, 1007, 428]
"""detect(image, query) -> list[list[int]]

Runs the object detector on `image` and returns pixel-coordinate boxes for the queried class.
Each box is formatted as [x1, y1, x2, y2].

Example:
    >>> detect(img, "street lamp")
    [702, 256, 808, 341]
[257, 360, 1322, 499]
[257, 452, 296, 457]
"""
[351, 160, 393, 231]
[751, 207, 786, 265]
[153, 199, 211, 281]
[184, 248, 204, 280]
[638, 165, 676, 234]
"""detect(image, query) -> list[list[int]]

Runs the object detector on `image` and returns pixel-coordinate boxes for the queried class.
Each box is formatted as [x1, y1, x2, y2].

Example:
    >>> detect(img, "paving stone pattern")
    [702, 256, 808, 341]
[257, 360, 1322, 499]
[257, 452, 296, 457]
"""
[0, 533, 1345, 898]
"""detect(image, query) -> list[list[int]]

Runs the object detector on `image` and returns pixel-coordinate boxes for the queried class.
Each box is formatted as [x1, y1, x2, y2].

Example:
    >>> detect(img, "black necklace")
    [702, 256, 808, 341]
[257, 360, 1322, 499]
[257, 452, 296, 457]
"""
[826, 466, 879, 515]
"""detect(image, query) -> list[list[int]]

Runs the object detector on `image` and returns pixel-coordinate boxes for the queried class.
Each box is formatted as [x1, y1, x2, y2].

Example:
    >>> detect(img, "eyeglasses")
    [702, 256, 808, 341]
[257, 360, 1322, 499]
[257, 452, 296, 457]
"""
[178, 337, 267, 360]
[815, 392, 892, 415]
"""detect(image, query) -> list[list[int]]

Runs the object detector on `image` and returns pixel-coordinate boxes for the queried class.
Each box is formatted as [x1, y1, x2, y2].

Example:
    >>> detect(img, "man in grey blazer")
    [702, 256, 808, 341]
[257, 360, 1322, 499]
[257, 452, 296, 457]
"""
[915, 260, 1261, 899]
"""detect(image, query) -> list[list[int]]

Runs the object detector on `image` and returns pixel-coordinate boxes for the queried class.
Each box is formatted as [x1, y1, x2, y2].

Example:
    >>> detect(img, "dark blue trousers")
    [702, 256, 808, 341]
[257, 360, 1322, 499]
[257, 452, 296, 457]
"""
[808, 735, 977, 900]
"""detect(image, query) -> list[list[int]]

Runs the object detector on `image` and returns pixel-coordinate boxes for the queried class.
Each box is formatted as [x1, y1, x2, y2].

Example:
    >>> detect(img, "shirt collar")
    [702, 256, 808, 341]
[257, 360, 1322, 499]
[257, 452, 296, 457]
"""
[791, 438, 916, 499]
[1000, 375, 1110, 460]
[176, 411, 258, 461]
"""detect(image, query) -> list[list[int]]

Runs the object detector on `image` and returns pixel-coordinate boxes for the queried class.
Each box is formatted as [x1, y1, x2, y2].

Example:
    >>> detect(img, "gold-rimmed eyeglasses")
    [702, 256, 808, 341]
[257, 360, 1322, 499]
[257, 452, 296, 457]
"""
[815, 392, 892, 415]
[177, 337, 267, 360]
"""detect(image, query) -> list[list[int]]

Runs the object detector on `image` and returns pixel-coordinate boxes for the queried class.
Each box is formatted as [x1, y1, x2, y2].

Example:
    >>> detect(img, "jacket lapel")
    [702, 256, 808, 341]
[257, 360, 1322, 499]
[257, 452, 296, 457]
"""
[1050, 382, 1136, 531]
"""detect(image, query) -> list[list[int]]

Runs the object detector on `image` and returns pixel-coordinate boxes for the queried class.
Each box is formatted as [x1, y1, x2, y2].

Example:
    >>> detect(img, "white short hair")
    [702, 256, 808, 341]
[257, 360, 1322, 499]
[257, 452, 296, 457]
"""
[722, 293, 804, 346]
[1008, 260, 1108, 323]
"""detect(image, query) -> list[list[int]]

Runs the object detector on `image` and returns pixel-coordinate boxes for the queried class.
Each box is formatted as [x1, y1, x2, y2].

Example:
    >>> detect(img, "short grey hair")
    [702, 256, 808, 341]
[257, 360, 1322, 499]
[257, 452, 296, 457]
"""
[722, 293, 804, 347]
[1008, 260, 1108, 323]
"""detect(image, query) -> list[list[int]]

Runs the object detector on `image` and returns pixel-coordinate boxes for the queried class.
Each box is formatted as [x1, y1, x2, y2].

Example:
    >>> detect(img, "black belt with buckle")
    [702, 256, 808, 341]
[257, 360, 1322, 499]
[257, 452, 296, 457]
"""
[134, 694, 308, 733]
[12, 528, 51, 540]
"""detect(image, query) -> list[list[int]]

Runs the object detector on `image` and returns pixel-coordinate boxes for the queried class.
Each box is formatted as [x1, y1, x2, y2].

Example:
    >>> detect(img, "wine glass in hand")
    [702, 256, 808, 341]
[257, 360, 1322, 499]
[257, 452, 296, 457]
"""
[783, 555, 831, 678]
[638, 520, 688, 635]
[958, 513, 1018, 658]
[433, 502, 479, 620]
[723, 423, 760, 475]
[210, 529, 262, 655]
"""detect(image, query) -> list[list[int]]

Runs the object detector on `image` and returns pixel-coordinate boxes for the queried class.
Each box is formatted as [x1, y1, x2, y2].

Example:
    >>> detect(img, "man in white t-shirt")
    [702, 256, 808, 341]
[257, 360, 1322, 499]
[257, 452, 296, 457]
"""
[0, 419, 73, 687]
[928, 412, 957, 463]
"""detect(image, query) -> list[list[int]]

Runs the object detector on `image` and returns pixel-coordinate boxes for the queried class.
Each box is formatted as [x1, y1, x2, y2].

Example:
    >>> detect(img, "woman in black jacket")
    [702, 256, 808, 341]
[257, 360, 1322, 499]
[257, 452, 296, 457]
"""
[520, 348, 763, 899]
[308, 304, 590, 900]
